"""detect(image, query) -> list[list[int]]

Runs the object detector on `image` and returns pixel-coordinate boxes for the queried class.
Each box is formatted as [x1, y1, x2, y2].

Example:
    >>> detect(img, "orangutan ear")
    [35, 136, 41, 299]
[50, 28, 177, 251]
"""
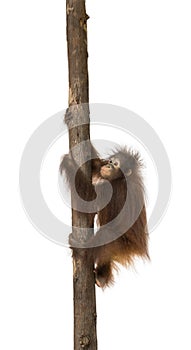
[126, 169, 132, 176]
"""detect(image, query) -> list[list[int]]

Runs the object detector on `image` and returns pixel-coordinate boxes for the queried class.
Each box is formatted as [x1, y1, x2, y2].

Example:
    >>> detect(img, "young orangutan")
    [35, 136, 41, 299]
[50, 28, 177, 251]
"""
[60, 145, 149, 288]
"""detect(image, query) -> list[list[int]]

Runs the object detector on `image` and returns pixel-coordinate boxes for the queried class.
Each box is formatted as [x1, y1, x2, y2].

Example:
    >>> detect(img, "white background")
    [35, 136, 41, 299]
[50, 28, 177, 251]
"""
[0, 0, 191, 349]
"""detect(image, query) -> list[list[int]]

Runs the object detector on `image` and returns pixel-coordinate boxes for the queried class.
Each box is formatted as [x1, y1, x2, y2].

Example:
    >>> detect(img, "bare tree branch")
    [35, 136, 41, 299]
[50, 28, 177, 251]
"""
[65, 0, 97, 349]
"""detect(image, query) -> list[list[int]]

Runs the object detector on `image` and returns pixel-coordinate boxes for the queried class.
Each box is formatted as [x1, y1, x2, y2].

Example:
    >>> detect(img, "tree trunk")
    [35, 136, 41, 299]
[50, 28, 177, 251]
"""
[66, 1, 97, 349]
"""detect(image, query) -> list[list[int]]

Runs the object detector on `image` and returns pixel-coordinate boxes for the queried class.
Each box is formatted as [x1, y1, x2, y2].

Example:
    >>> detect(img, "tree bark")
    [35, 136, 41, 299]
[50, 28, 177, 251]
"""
[66, 1, 97, 349]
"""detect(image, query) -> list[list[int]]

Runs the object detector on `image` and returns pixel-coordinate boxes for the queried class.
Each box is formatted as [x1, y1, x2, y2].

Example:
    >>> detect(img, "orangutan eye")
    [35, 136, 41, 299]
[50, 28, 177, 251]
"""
[109, 158, 120, 168]
[113, 159, 120, 167]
